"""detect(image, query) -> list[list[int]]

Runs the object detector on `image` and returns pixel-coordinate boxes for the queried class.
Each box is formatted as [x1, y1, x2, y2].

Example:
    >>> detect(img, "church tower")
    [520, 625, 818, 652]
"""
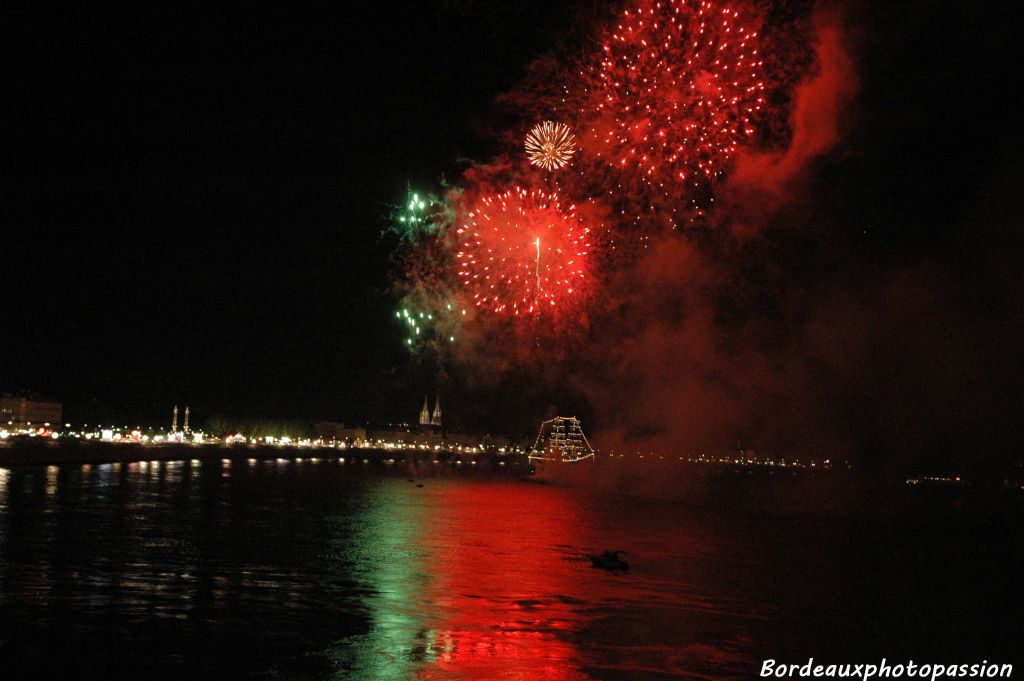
[419, 396, 431, 425]
[431, 396, 442, 427]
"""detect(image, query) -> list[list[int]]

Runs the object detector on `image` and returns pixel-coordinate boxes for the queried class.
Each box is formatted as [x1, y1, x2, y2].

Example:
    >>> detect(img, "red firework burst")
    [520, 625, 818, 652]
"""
[576, 0, 765, 223]
[454, 187, 593, 317]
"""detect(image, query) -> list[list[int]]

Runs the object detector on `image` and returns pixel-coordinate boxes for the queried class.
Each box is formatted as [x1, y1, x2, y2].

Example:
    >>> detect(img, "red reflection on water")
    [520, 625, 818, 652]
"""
[418, 482, 592, 680]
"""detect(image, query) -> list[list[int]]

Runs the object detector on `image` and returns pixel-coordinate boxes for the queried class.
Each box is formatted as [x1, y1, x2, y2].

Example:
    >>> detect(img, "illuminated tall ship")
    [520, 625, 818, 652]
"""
[527, 416, 595, 479]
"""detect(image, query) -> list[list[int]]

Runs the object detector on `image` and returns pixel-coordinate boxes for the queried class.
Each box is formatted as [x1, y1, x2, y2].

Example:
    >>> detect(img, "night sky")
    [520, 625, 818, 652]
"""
[7, 2, 578, 425]
[5, 2, 1023, 458]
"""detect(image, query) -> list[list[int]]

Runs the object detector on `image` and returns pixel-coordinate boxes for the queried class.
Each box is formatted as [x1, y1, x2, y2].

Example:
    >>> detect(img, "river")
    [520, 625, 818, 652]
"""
[0, 460, 1019, 679]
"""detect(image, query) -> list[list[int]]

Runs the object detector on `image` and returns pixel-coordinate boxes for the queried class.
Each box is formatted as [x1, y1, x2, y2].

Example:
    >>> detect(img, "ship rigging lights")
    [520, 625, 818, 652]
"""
[528, 416, 595, 463]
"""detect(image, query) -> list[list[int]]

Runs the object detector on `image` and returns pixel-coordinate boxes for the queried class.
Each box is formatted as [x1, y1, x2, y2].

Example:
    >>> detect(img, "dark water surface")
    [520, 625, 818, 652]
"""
[0, 461, 1020, 680]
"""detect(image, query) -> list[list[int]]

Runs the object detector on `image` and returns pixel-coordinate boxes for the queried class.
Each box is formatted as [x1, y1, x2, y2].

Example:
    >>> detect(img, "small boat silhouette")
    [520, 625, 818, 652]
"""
[590, 550, 629, 571]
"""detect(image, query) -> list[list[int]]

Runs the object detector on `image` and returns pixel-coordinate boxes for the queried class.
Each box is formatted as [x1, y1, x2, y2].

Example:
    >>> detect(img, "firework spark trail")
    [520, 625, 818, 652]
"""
[534, 236, 542, 299]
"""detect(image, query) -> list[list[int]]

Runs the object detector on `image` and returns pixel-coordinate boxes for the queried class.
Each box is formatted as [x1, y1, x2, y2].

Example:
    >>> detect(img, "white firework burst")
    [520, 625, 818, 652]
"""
[524, 121, 577, 170]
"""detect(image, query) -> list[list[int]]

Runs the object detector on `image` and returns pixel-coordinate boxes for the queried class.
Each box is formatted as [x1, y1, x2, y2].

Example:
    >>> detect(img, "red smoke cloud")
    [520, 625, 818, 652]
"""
[396, 1, 1020, 483]
[400, 3, 866, 463]
[728, 9, 858, 209]
[569, 6, 862, 459]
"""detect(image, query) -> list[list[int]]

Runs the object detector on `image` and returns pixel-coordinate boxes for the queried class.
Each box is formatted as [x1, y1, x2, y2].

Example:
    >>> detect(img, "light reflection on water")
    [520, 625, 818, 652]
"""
[0, 460, 779, 680]
[0, 460, 1016, 680]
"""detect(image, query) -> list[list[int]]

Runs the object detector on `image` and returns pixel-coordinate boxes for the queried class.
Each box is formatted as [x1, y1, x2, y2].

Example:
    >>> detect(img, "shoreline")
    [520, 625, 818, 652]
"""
[3, 444, 1020, 517]
[0, 441, 532, 476]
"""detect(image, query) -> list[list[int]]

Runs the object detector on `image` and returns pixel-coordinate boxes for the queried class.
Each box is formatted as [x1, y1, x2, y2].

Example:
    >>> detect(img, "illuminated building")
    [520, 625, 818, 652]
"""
[431, 396, 442, 427]
[418, 395, 442, 430]
[419, 396, 431, 426]
[314, 421, 367, 443]
[0, 393, 62, 428]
